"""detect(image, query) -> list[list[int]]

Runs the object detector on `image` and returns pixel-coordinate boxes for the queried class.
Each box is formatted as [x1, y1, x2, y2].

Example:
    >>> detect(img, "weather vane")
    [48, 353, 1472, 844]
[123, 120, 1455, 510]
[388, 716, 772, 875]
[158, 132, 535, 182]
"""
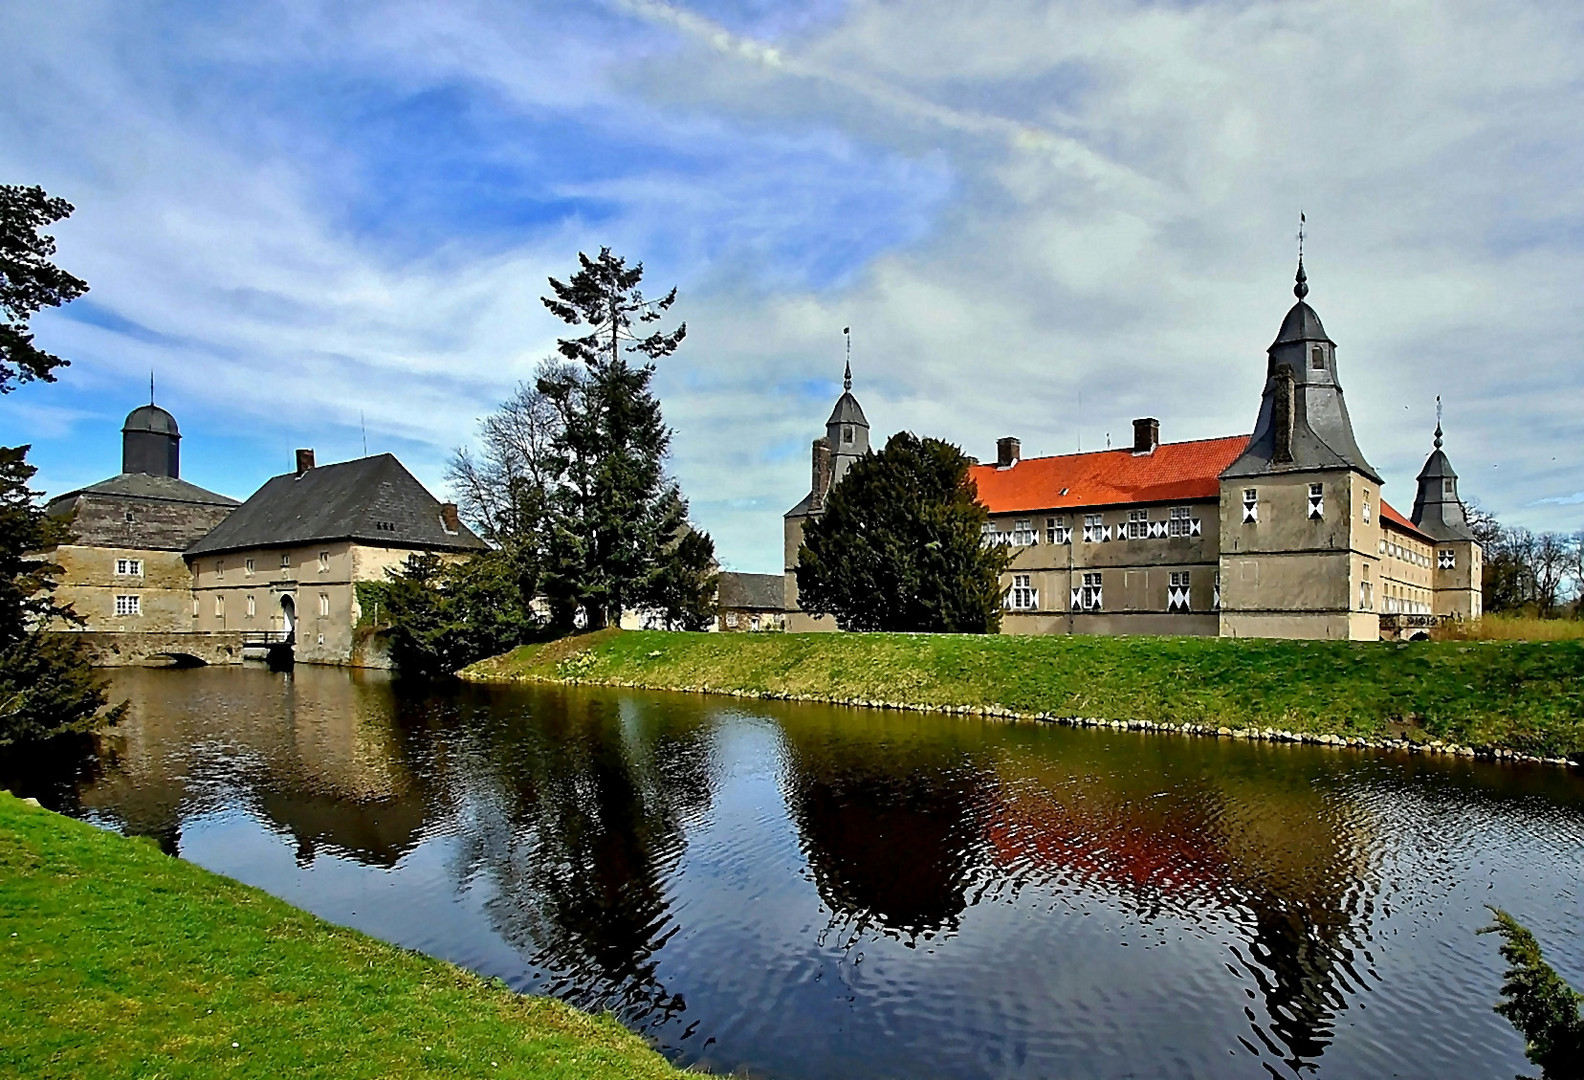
[842, 326, 852, 391]
[1294, 212, 1309, 300]
[1435, 395, 1444, 449]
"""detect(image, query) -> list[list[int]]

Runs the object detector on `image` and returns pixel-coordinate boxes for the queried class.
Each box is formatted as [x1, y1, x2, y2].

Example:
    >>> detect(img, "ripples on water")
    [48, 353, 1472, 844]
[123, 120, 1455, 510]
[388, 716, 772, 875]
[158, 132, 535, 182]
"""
[10, 665, 1584, 1079]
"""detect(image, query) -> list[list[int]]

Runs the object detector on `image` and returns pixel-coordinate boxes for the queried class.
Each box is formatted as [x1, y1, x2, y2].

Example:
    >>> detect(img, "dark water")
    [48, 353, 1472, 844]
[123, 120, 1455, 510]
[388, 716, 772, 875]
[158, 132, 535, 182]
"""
[11, 665, 1584, 1079]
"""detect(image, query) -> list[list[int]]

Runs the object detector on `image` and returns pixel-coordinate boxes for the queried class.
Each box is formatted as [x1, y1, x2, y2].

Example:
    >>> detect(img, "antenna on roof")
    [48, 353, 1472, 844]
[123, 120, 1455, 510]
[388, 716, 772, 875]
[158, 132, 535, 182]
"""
[842, 327, 852, 391]
[361, 410, 368, 457]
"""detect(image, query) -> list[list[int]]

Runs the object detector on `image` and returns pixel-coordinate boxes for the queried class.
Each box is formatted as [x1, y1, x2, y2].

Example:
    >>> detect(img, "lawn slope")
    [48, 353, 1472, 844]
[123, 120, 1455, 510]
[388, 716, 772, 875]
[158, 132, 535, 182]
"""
[0, 792, 688, 1080]
[464, 630, 1584, 759]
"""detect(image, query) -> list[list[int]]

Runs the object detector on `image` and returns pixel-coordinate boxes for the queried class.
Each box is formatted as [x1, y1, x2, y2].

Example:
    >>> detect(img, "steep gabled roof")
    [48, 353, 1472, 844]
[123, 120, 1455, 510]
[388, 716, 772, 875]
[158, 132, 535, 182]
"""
[185, 453, 485, 557]
[970, 436, 1250, 514]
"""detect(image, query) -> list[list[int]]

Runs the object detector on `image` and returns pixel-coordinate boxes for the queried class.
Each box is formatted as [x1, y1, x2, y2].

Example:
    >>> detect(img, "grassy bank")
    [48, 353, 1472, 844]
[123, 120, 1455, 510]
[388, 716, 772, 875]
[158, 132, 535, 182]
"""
[1435, 614, 1584, 641]
[0, 792, 687, 1079]
[464, 629, 1584, 760]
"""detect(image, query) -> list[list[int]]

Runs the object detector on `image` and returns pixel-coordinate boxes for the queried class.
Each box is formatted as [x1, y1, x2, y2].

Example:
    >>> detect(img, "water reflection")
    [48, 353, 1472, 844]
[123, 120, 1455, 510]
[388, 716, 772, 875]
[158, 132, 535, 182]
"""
[13, 666, 1581, 1080]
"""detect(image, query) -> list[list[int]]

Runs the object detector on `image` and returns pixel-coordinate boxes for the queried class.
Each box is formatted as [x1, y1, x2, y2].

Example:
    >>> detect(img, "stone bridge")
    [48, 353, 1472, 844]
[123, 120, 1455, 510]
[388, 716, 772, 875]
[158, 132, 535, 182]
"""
[56, 630, 264, 667]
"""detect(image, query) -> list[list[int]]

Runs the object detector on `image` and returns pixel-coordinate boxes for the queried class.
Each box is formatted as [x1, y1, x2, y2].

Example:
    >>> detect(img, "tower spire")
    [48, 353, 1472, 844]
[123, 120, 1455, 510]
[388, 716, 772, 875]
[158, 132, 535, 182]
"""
[150, 370, 156, 405]
[1434, 395, 1444, 450]
[1294, 212, 1309, 300]
[843, 326, 852, 390]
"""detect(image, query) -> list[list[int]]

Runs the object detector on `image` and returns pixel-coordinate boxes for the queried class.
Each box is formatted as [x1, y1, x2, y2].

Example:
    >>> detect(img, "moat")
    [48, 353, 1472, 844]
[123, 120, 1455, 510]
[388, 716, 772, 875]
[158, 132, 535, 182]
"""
[15, 665, 1584, 1079]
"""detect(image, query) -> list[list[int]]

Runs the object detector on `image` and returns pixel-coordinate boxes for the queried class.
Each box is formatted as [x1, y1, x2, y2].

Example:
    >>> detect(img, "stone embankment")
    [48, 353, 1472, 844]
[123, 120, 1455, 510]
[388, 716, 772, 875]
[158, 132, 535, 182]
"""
[492, 670, 1581, 770]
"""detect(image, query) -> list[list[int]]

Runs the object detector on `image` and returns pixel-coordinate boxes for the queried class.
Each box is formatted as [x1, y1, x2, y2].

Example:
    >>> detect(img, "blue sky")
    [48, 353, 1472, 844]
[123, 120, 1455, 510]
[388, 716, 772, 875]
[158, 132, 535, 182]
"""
[5, 0, 1583, 570]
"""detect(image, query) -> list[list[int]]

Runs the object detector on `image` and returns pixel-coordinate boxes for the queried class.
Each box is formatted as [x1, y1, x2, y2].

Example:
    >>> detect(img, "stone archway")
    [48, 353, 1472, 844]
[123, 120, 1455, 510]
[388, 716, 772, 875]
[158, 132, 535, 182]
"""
[280, 593, 297, 639]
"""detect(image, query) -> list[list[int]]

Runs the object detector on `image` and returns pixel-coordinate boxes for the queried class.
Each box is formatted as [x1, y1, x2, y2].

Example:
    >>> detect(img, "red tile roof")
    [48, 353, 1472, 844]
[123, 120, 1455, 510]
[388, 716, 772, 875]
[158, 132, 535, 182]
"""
[1380, 499, 1432, 540]
[969, 435, 1251, 514]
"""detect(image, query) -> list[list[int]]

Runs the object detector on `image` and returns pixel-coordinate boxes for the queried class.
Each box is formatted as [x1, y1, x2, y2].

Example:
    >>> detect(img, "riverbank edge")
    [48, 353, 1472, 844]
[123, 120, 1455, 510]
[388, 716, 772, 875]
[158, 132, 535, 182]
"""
[0, 791, 690, 1079]
[460, 630, 1584, 769]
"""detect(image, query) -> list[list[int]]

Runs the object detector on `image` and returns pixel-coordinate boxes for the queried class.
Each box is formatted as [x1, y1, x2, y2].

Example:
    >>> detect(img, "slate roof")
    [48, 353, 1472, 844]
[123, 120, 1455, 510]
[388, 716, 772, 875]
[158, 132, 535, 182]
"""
[717, 572, 786, 611]
[123, 404, 180, 435]
[185, 453, 486, 557]
[1380, 499, 1433, 541]
[969, 435, 1250, 514]
[825, 391, 869, 428]
[1269, 300, 1333, 349]
[46, 472, 238, 513]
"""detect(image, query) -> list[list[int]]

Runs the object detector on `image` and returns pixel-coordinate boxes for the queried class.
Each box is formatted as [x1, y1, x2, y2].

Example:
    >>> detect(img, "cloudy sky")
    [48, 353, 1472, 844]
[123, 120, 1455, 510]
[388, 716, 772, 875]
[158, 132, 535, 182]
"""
[5, 0, 1582, 571]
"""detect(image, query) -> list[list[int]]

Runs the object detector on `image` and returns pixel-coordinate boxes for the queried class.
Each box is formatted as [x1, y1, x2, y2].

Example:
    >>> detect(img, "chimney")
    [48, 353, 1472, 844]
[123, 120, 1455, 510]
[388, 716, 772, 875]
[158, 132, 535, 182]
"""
[811, 438, 833, 510]
[996, 437, 1021, 468]
[440, 502, 460, 533]
[295, 448, 316, 476]
[1131, 418, 1159, 455]
[1271, 366, 1295, 465]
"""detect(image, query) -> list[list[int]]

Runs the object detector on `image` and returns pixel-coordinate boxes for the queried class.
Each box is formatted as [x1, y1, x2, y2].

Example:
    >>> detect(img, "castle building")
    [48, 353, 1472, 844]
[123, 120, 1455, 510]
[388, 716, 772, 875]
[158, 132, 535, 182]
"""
[43, 404, 486, 666]
[45, 404, 239, 635]
[184, 449, 487, 665]
[784, 261, 1482, 641]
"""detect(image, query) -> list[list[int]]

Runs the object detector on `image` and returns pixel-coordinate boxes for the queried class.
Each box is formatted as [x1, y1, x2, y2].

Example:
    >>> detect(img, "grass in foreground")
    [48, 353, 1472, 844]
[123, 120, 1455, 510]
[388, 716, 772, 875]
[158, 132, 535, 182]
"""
[0, 792, 687, 1080]
[465, 628, 1584, 758]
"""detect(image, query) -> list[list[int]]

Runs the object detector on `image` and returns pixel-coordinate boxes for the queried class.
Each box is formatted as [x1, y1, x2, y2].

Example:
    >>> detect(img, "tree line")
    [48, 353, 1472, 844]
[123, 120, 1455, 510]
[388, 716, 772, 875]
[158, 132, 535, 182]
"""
[1467, 502, 1584, 618]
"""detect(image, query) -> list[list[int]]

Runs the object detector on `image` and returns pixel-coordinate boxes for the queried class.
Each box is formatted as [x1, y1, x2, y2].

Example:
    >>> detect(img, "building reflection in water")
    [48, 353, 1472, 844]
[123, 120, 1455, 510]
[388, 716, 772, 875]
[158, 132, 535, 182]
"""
[777, 710, 1378, 1073]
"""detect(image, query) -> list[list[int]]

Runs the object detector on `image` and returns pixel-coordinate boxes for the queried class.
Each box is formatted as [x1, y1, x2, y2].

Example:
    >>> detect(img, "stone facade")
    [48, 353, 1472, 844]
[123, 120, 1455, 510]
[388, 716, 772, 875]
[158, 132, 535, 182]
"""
[782, 261, 1484, 641]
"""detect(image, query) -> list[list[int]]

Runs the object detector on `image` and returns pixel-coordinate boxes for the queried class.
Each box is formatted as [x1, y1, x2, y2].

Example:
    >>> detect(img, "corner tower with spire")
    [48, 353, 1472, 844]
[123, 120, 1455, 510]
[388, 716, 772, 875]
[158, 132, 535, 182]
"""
[1410, 404, 1483, 620]
[783, 341, 871, 631]
[1219, 254, 1388, 640]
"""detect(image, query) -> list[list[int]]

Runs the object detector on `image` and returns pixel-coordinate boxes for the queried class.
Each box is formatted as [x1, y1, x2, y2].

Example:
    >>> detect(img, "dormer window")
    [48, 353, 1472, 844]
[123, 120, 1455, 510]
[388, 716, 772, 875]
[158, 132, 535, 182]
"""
[1310, 345, 1325, 370]
[842, 425, 854, 444]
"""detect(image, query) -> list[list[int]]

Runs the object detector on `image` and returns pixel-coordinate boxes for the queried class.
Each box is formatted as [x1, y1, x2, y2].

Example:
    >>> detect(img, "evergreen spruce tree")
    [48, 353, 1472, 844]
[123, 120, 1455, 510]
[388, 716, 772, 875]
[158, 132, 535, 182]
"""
[538, 248, 691, 630]
[795, 431, 1011, 633]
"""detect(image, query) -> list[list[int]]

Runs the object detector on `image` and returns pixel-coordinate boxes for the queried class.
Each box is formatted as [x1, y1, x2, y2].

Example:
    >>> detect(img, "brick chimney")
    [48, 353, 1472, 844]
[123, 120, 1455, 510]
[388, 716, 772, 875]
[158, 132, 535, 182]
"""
[810, 438, 833, 511]
[295, 448, 315, 476]
[1271, 366, 1295, 465]
[1132, 418, 1159, 456]
[440, 502, 460, 533]
[996, 437, 1020, 468]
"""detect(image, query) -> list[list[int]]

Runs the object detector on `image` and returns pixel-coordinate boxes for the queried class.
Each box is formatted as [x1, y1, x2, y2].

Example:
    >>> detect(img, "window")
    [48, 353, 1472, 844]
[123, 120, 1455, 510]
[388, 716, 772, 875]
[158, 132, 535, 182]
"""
[317, 633, 325, 646]
[280, 553, 291, 568]
[318, 593, 330, 617]
[1168, 571, 1190, 612]
[124, 510, 134, 523]
[115, 594, 140, 616]
[1082, 513, 1106, 543]
[750, 615, 761, 631]
[215, 559, 224, 578]
[192, 597, 200, 617]
[245, 557, 255, 576]
[1009, 574, 1037, 611]
[1443, 478, 1455, 496]
[114, 558, 142, 576]
[318, 551, 330, 573]
[375, 521, 397, 532]
[1213, 570, 1221, 611]
[1072, 572, 1102, 611]
[1308, 483, 1325, 520]
[1439, 549, 1455, 569]
[842, 425, 854, 444]
[1126, 508, 1150, 540]
[981, 522, 1001, 547]
[725, 613, 738, 628]
[1242, 489, 1258, 524]
[1045, 516, 1071, 545]
[1311, 345, 1326, 370]
[246, 594, 256, 619]
[1362, 492, 1372, 524]
[1168, 505, 1192, 537]
[214, 596, 225, 617]
[1012, 518, 1037, 546]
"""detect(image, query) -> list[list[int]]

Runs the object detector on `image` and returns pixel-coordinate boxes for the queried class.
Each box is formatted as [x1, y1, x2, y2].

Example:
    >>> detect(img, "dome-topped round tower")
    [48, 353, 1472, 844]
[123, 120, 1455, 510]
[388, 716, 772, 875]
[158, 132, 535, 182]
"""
[122, 403, 181, 478]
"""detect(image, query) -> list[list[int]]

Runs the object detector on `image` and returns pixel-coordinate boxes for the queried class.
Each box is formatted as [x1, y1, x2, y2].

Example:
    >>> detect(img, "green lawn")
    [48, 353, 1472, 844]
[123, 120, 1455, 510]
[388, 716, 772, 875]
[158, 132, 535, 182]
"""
[0, 792, 688, 1079]
[464, 629, 1584, 759]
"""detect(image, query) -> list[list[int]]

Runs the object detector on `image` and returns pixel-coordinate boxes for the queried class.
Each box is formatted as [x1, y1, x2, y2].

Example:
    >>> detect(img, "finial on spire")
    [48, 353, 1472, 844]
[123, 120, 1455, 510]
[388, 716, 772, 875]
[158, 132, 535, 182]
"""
[842, 327, 852, 390]
[1294, 212, 1309, 300]
[1434, 395, 1443, 450]
[150, 370, 156, 405]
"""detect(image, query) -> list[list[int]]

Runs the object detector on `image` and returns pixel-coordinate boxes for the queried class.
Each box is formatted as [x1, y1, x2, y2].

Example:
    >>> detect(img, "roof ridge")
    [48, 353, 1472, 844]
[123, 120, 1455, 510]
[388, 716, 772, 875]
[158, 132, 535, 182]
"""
[985, 433, 1252, 467]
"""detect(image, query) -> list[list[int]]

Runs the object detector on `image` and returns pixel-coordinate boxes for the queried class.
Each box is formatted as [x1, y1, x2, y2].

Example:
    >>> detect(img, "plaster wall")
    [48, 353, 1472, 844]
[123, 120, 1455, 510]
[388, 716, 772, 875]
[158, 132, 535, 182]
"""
[48, 545, 194, 633]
